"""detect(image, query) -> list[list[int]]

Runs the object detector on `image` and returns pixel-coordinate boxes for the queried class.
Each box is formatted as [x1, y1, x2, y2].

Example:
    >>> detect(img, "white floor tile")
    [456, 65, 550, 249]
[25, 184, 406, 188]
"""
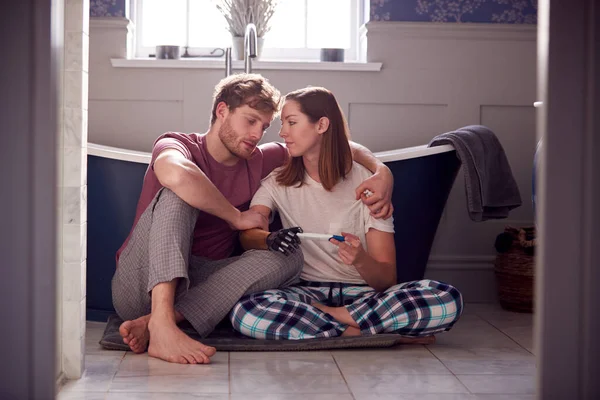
[335, 353, 451, 375]
[330, 345, 432, 358]
[85, 321, 106, 332]
[116, 352, 228, 377]
[230, 372, 349, 394]
[85, 345, 126, 357]
[443, 359, 537, 375]
[85, 337, 126, 357]
[229, 351, 333, 360]
[60, 374, 114, 393]
[105, 393, 228, 399]
[479, 310, 533, 329]
[428, 345, 534, 361]
[453, 314, 491, 325]
[84, 355, 124, 375]
[231, 357, 339, 375]
[457, 375, 536, 394]
[57, 391, 107, 400]
[109, 375, 229, 394]
[464, 303, 504, 314]
[231, 395, 354, 400]
[60, 355, 123, 393]
[346, 374, 469, 394]
[498, 325, 534, 350]
[353, 394, 478, 400]
[434, 315, 521, 348]
[473, 395, 536, 400]
[57, 311, 543, 399]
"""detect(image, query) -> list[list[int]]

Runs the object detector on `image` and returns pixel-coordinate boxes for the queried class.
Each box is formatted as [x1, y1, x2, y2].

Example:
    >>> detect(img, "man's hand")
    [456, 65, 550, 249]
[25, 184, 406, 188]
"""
[329, 232, 368, 266]
[266, 227, 303, 256]
[230, 209, 269, 231]
[355, 166, 394, 219]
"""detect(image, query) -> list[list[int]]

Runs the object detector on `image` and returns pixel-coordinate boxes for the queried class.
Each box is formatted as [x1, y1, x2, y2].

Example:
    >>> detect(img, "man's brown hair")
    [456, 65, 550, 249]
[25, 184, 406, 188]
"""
[276, 87, 352, 191]
[210, 73, 281, 125]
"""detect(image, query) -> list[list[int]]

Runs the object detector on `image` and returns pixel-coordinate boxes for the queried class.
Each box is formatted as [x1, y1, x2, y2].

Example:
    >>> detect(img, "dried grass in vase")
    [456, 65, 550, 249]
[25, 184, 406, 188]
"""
[214, 0, 279, 37]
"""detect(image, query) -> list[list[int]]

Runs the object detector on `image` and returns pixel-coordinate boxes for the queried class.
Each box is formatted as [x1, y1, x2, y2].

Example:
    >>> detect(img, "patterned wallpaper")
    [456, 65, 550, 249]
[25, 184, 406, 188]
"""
[89, 0, 537, 24]
[90, 0, 127, 17]
[370, 0, 537, 23]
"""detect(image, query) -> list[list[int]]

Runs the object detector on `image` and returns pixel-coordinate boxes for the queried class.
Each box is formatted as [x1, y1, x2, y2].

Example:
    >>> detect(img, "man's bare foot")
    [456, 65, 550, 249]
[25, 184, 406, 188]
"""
[119, 315, 151, 353]
[147, 318, 216, 364]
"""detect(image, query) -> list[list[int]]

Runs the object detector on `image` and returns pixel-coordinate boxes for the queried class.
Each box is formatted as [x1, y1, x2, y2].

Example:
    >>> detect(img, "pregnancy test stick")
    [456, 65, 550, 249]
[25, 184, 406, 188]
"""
[298, 233, 345, 242]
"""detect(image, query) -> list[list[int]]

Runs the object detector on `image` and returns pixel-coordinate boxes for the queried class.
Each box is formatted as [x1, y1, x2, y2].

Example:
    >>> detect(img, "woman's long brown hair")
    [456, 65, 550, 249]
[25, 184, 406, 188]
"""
[276, 87, 352, 191]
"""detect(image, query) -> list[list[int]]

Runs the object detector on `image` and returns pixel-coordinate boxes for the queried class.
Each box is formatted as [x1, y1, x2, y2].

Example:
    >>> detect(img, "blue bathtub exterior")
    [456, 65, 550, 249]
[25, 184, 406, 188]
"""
[386, 150, 460, 283]
[87, 155, 147, 321]
[86, 148, 460, 321]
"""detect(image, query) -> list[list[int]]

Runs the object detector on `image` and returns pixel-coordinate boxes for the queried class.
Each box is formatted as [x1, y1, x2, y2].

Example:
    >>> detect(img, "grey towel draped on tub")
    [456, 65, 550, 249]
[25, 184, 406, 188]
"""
[429, 125, 522, 221]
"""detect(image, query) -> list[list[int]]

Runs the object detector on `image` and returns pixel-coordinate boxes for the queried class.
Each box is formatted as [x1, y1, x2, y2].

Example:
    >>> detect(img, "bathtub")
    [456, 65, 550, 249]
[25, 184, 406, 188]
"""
[87, 142, 458, 321]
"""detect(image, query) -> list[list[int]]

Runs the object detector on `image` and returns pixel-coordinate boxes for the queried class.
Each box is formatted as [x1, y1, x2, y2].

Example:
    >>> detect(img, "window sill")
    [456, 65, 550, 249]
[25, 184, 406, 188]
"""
[110, 58, 382, 72]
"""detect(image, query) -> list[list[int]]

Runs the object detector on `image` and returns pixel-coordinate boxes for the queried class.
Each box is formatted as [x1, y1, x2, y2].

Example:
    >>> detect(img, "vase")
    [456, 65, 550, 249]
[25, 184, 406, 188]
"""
[231, 36, 264, 61]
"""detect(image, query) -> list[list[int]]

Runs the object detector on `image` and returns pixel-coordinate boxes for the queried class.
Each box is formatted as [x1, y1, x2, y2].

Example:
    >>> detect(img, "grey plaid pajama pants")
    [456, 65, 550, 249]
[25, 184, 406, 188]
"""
[112, 188, 304, 337]
[230, 279, 463, 339]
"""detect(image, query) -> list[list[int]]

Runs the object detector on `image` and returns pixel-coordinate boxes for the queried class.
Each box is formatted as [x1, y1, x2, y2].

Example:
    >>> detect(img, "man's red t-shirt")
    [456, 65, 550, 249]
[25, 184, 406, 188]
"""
[116, 132, 288, 263]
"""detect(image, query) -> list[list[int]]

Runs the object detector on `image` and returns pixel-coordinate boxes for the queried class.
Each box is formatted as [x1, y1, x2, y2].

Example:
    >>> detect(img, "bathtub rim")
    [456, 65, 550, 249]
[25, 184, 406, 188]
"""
[88, 143, 152, 164]
[373, 144, 455, 163]
[88, 142, 455, 165]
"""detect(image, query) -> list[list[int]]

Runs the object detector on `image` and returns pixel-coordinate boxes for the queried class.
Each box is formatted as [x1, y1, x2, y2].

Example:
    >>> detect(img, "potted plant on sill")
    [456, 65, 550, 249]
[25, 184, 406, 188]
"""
[214, 0, 279, 60]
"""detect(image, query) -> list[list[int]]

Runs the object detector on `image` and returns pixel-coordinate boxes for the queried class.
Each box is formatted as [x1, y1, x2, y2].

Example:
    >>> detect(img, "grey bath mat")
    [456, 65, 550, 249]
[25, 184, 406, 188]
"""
[99, 314, 435, 352]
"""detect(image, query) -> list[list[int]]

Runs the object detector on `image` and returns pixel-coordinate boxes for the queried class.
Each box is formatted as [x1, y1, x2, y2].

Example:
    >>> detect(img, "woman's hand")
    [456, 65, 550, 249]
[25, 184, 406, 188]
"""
[355, 166, 394, 219]
[330, 232, 369, 266]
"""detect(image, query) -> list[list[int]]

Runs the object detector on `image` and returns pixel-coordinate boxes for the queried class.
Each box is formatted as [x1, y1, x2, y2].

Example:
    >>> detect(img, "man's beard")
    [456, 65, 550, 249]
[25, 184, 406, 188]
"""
[218, 118, 255, 160]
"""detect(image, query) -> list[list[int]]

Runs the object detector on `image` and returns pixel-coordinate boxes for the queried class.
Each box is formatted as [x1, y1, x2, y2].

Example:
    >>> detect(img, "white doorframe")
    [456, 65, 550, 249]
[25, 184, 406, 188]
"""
[0, 0, 59, 397]
[536, 0, 600, 397]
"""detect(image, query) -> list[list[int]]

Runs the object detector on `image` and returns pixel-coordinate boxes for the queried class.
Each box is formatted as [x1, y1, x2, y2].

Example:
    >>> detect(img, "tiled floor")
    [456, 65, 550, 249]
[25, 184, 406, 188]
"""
[57, 303, 536, 399]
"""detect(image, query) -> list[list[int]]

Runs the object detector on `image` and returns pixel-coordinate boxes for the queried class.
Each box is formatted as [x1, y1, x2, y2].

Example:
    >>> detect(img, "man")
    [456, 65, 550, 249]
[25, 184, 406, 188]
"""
[112, 74, 395, 365]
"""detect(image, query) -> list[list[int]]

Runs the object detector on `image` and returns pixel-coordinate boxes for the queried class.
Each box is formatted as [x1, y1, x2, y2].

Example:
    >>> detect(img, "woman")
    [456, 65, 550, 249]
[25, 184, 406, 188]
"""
[230, 87, 463, 339]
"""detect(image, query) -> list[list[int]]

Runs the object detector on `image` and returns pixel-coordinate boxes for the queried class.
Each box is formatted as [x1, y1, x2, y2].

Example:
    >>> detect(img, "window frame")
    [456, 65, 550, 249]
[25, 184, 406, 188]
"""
[134, 0, 363, 61]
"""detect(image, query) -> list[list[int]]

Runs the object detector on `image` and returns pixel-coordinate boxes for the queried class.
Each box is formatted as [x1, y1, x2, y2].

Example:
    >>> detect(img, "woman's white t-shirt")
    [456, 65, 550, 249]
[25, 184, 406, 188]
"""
[251, 162, 395, 284]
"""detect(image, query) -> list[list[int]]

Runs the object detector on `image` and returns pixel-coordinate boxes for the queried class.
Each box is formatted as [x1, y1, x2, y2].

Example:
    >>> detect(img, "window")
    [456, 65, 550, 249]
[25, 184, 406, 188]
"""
[135, 0, 363, 61]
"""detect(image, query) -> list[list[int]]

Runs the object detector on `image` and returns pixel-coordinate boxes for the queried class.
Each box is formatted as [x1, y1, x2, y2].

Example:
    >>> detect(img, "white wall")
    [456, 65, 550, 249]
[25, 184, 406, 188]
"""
[88, 20, 537, 302]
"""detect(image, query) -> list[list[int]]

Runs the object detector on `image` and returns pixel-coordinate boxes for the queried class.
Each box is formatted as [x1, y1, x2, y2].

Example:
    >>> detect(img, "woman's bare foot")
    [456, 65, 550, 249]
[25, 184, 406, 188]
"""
[313, 303, 360, 329]
[342, 326, 361, 337]
[119, 315, 151, 353]
[147, 317, 217, 364]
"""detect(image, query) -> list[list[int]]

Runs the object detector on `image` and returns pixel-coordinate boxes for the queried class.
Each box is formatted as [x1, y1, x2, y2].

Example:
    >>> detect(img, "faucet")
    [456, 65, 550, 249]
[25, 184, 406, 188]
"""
[225, 48, 232, 77]
[244, 23, 257, 74]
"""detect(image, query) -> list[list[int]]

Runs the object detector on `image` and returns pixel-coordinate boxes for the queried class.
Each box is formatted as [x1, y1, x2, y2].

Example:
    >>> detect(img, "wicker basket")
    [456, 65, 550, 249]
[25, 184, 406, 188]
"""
[494, 226, 536, 313]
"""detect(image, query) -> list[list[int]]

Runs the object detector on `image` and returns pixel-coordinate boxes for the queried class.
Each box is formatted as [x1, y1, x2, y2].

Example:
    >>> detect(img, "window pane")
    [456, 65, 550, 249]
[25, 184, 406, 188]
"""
[188, 0, 230, 48]
[141, 0, 187, 46]
[263, 0, 306, 48]
[306, 0, 351, 49]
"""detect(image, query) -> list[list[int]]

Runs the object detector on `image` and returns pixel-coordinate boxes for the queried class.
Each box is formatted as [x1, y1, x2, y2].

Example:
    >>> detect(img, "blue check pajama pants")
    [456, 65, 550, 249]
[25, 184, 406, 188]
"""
[230, 279, 463, 339]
